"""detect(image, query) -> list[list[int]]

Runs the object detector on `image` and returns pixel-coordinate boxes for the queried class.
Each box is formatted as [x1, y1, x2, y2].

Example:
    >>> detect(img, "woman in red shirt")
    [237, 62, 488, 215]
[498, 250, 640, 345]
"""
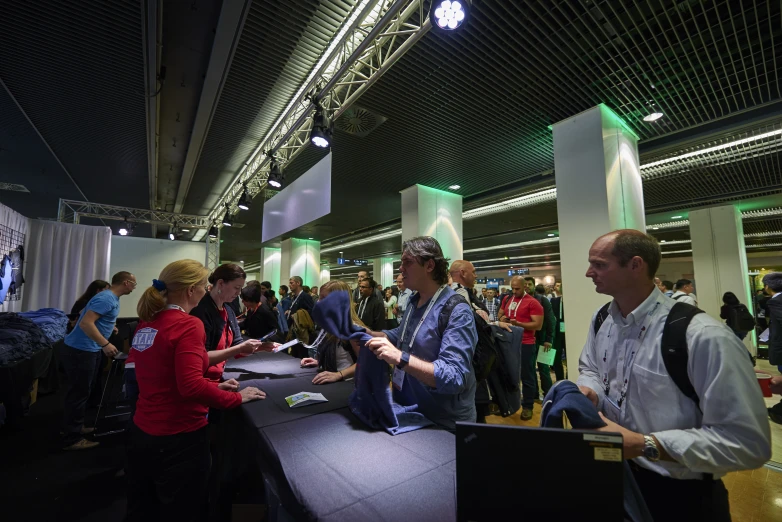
[126, 259, 265, 521]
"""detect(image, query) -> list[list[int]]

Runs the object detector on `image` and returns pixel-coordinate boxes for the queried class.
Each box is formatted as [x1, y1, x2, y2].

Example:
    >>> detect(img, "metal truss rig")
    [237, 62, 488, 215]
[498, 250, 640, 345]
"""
[58, 199, 211, 229]
[209, 0, 431, 225]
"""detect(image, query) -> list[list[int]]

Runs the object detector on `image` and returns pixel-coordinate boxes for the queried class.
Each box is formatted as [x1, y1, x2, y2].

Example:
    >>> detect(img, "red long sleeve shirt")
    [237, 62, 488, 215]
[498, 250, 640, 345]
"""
[131, 309, 242, 436]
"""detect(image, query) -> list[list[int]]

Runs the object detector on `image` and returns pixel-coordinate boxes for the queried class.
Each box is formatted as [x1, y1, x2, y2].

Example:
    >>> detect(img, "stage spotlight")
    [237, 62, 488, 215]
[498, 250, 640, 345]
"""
[208, 225, 218, 239]
[267, 159, 285, 189]
[237, 189, 251, 211]
[222, 213, 233, 227]
[169, 224, 177, 241]
[431, 0, 470, 32]
[310, 106, 333, 148]
[119, 219, 133, 236]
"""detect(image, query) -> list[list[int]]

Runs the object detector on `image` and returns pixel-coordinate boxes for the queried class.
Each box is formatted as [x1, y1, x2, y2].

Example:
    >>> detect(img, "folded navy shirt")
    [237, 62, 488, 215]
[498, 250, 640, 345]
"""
[312, 290, 433, 435]
[540, 380, 653, 522]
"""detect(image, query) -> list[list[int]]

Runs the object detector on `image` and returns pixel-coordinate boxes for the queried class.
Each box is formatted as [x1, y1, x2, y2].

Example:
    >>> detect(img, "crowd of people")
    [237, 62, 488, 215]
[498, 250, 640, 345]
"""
[57, 231, 780, 520]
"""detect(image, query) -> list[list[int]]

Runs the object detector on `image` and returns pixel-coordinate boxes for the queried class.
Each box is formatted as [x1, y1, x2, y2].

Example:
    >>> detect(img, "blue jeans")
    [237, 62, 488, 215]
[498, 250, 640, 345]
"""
[520, 343, 538, 410]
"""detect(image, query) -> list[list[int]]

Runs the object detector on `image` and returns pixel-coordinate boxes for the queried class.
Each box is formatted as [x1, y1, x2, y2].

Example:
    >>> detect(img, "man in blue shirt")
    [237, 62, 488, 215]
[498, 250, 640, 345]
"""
[61, 271, 136, 450]
[366, 236, 478, 429]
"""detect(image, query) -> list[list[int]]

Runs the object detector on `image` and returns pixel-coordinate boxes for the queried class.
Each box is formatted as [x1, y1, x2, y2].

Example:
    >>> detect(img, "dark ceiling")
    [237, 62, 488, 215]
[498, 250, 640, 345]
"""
[0, 0, 780, 268]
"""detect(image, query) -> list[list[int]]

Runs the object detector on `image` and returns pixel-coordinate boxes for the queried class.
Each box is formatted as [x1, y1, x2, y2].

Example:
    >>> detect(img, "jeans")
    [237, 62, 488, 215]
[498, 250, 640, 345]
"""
[537, 359, 553, 398]
[552, 330, 566, 381]
[126, 423, 211, 522]
[60, 344, 102, 445]
[520, 343, 538, 410]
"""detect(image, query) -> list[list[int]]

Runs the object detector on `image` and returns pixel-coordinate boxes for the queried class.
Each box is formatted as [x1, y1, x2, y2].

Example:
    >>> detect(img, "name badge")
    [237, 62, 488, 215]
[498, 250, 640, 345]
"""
[604, 396, 621, 424]
[392, 367, 405, 391]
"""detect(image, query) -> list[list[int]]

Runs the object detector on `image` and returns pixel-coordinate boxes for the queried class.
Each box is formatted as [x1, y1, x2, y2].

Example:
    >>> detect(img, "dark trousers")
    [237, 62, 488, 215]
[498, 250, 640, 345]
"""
[386, 318, 399, 329]
[630, 463, 730, 522]
[60, 344, 102, 445]
[551, 331, 566, 381]
[124, 367, 139, 421]
[126, 423, 211, 522]
[520, 343, 538, 410]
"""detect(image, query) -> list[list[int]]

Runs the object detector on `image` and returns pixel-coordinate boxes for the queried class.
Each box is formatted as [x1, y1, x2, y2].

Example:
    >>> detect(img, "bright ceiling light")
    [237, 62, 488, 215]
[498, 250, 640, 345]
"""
[547, 233, 556, 237]
[169, 232, 175, 241]
[671, 215, 683, 219]
[119, 228, 128, 236]
[431, 0, 469, 32]
[311, 106, 333, 148]
[449, 185, 461, 190]
[643, 112, 664, 122]
[118, 219, 132, 236]
[267, 159, 284, 189]
[181, 228, 190, 232]
[237, 189, 251, 211]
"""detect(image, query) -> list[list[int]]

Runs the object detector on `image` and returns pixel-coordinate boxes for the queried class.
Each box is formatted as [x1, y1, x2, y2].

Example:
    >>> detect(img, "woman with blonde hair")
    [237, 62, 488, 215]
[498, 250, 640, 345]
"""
[126, 259, 265, 521]
[300, 280, 364, 384]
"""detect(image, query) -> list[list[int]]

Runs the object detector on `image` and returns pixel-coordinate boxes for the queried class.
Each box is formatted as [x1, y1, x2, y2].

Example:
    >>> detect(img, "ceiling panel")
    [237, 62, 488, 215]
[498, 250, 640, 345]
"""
[0, 0, 148, 212]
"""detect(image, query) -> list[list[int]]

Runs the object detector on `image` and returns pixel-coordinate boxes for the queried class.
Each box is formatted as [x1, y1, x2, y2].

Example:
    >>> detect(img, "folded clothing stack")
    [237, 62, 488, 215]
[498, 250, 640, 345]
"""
[0, 313, 51, 366]
[19, 308, 69, 344]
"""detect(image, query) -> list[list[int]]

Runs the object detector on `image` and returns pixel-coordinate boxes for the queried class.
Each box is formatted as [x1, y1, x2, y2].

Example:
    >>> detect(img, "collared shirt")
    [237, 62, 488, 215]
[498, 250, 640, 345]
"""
[485, 297, 500, 322]
[664, 290, 673, 298]
[577, 287, 770, 479]
[384, 286, 478, 429]
[396, 288, 413, 315]
[671, 291, 697, 306]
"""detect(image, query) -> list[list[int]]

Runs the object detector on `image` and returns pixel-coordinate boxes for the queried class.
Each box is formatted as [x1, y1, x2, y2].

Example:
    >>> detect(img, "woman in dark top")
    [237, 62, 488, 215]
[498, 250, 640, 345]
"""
[68, 280, 110, 332]
[300, 280, 363, 384]
[190, 264, 265, 382]
[239, 284, 277, 339]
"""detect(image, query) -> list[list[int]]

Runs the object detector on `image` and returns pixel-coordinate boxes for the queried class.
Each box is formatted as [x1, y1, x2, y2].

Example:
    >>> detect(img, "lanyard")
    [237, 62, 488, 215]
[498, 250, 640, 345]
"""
[165, 304, 185, 313]
[304, 329, 327, 349]
[398, 285, 446, 354]
[600, 302, 660, 407]
[358, 297, 368, 318]
[290, 291, 303, 309]
[505, 296, 522, 320]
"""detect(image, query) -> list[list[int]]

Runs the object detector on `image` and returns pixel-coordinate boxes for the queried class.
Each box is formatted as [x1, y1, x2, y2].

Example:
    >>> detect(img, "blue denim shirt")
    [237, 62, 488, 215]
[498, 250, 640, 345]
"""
[383, 286, 478, 429]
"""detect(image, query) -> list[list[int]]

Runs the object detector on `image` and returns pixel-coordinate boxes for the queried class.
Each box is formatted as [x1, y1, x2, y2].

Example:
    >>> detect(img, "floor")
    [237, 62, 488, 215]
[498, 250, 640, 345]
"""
[484, 368, 782, 522]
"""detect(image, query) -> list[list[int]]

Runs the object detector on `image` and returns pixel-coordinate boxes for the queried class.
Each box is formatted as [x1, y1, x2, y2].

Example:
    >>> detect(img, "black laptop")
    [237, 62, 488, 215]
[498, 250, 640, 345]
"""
[456, 422, 625, 522]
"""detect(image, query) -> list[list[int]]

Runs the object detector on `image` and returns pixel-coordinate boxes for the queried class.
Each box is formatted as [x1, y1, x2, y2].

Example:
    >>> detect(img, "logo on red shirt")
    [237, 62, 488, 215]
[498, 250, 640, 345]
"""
[132, 327, 158, 352]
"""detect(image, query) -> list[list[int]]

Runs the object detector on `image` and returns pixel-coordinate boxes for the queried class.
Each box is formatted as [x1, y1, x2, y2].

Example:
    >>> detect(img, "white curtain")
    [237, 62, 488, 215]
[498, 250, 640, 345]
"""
[23, 220, 111, 313]
[0, 202, 30, 312]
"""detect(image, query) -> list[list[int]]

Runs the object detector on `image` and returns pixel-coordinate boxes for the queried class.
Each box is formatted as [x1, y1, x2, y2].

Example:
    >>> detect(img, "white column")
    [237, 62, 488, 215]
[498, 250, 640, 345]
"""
[400, 184, 463, 261]
[373, 257, 395, 288]
[320, 265, 331, 284]
[689, 204, 755, 354]
[553, 104, 645, 381]
[260, 247, 281, 291]
[280, 238, 321, 287]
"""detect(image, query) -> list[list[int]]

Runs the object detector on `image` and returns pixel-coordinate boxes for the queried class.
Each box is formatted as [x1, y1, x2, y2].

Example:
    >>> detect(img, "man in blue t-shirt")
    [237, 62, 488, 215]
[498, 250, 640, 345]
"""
[61, 271, 136, 450]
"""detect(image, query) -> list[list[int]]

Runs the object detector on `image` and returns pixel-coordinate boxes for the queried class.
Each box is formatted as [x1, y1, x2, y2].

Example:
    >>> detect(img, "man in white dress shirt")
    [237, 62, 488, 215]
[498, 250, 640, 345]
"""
[671, 278, 697, 305]
[578, 229, 770, 522]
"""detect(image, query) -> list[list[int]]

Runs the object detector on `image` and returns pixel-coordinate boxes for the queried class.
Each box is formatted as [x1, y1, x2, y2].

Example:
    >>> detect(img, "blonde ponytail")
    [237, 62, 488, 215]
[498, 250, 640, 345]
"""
[137, 286, 166, 322]
[136, 259, 209, 322]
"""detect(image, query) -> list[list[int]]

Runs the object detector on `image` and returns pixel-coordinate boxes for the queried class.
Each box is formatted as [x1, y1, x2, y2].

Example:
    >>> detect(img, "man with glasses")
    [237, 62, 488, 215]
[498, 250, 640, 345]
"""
[393, 273, 412, 318]
[352, 270, 382, 303]
[61, 271, 136, 450]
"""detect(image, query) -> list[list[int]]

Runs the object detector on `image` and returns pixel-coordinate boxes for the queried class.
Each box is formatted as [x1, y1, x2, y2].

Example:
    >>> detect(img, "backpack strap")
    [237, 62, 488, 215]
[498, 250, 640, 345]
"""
[592, 303, 612, 336]
[661, 302, 704, 410]
[438, 294, 469, 337]
[672, 294, 685, 300]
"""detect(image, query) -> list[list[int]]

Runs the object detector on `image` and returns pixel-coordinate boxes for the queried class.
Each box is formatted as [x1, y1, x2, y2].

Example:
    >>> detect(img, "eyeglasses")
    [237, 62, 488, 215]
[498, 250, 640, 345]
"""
[359, 285, 370, 289]
[125, 280, 137, 287]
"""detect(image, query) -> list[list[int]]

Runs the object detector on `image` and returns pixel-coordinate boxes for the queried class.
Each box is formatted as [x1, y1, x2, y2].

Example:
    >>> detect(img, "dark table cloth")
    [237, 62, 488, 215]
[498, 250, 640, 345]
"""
[223, 351, 457, 521]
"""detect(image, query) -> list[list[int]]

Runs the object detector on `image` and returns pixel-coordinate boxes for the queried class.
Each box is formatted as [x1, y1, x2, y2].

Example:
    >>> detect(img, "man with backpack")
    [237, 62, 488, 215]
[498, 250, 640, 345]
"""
[577, 229, 770, 521]
[719, 291, 756, 341]
[364, 236, 478, 429]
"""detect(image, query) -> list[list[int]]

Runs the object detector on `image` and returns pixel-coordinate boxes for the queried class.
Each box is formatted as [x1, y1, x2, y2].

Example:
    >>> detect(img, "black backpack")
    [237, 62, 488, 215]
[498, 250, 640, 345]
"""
[438, 294, 498, 382]
[728, 304, 756, 332]
[593, 301, 705, 410]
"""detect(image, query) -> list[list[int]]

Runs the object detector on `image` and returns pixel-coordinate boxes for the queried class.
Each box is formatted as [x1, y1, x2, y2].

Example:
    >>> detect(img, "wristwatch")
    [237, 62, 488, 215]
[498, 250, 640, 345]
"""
[643, 435, 660, 462]
[397, 351, 410, 369]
